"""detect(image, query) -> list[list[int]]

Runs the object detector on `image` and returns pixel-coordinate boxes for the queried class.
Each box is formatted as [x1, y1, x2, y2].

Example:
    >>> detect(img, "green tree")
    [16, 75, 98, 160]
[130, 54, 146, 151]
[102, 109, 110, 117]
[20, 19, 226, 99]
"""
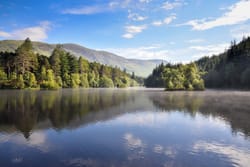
[49, 45, 63, 76]
[40, 69, 60, 89]
[28, 72, 38, 88]
[70, 73, 81, 88]
[241, 68, 250, 88]
[80, 73, 89, 88]
[99, 76, 114, 88]
[14, 38, 38, 74]
[16, 74, 25, 89]
[0, 69, 7, 81]
[79, 57, 89, 74]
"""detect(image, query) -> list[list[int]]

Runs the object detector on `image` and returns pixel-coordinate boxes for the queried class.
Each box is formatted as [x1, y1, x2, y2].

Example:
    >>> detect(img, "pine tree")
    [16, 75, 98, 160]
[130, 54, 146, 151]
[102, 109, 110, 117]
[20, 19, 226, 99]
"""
[14, 38, 38, 74]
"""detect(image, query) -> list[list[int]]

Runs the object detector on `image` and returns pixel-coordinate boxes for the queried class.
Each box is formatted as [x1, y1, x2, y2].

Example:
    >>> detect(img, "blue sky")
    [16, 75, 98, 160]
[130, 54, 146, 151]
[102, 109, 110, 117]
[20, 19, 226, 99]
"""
[0, 0, 250, 62]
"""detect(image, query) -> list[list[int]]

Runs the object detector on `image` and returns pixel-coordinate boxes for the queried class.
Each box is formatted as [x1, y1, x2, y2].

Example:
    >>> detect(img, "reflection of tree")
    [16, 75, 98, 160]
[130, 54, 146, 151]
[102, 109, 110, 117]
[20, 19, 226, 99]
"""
[0, 89, 132, 138]
[150, 92, 204, 116]
[150, 91, 250, 137]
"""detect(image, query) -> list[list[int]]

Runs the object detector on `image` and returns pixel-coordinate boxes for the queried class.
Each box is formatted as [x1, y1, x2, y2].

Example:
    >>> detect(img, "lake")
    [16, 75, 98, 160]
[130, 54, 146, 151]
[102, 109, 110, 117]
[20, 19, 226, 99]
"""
[0, 88, 250, 167]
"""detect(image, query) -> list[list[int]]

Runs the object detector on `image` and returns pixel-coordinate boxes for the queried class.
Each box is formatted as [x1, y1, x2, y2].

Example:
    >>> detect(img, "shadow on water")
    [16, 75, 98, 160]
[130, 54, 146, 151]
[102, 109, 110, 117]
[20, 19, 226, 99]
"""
[0, 89, 250, 138]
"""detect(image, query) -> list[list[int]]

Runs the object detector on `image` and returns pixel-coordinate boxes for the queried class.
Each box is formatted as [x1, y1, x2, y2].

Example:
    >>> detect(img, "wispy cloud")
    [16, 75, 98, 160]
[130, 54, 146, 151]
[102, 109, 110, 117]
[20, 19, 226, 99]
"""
[152, 21, 163, 26]
[162, 0, 185, 10]
[122, 33, 134, 39]
[230, 24, 250, 40]
[152, 14, 176, 26]
[105, 42, 229, 62]
[0, 21, 51, 41]
[122, 25, 147, 39]
[105, 44, 169, 59]
[139, 0, 152, 3]
[128, 11, 147, 21]
[164, 14, 176, 24]
[62, 0, 144, 15]
[186, 39, 205, 43]
[189, 43, 229, 58]
[62, 5, 110, 15]
[183, 0, 250, 30]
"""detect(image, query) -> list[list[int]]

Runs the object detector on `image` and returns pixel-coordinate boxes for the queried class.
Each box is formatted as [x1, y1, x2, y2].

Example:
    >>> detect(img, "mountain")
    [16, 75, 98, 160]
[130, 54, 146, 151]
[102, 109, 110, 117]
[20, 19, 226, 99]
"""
[0, 40, 166, 77]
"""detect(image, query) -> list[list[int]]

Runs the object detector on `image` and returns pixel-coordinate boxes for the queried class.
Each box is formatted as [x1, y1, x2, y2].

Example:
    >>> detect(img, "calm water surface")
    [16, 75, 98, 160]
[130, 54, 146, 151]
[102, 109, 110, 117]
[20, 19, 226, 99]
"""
[0, 88, 250, 167]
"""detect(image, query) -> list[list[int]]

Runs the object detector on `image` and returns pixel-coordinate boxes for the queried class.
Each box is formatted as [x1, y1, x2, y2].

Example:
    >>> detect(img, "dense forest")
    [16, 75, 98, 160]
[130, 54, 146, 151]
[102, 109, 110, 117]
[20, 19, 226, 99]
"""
[145, 36, 250, 90]
[196, 36, 250, 89]
[145, 63, 204, 90]
[0, 38, 142, 89]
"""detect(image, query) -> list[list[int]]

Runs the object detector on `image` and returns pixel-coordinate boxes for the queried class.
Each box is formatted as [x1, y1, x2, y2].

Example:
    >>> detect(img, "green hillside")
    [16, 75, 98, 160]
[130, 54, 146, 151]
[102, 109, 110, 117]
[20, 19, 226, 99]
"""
[196, 37, 250, 89]
[0, 40, 165, 77]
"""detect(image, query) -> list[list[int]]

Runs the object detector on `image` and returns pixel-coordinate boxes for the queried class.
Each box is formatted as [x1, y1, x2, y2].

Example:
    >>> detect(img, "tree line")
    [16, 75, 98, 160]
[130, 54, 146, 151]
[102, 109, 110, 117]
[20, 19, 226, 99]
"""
[0, 38, 141, 89]
[145, 63, 204, 90]
[146, 36, 250, 90]
[196, 36, 250, 89]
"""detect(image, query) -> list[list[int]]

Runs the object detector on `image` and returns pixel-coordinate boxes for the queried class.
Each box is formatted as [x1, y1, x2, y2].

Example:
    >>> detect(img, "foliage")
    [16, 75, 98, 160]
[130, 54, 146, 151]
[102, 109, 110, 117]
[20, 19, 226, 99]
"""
[145, 63, 204, 91]
[40, 69, 60, 89]
[99, 76, 114, 88]
[195, 36, 250, 89]
[0, 38, 139, 89]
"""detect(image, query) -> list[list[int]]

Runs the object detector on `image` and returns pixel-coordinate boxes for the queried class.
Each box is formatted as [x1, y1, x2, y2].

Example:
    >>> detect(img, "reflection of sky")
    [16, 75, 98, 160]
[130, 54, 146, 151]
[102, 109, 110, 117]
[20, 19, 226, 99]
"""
[0, 131, 49, 152]
[0, 90, 250, 167]
[192, 141, 250, 167]
[114, 110, 250, 166]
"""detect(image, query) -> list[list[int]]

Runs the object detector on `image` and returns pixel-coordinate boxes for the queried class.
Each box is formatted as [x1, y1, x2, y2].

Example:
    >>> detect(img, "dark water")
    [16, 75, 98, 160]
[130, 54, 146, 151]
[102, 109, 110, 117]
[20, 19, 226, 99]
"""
[0, 88, 250, 167]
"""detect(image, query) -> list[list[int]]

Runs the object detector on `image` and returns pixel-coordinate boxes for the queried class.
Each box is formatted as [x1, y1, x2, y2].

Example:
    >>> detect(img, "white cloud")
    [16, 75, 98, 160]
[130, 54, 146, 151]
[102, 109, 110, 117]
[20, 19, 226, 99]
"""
[122, 33, 134, 39]
[122, 25, 147, 39]
[152, 14, 176, 26]
[186, 39, 205, 43]
[0, 21, 51, 41]
[62, 5, 110, 15]
[105, 42, 229, 62]
[189, 43, 228, 53]
[184, 0, 250, 30]
[125, 25, 147, 33]
[152, 21, 163, 26]
[231, 24, 250, 40]
[105, 45, 169, 60]
[162, 0, 184, 10]
[128, 12, 147, 21]
[64, 0, 145, 15]
[189, 43, 229, 58]
[164, 14, 176, 24]
[0, 31, 11, 38]
[139, 0, 151, 3]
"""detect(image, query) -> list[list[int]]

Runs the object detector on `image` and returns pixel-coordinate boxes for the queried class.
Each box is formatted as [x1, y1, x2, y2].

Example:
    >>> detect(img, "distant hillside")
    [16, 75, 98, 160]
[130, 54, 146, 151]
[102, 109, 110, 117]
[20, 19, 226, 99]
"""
[0, 40, 166, 77]
[195, 37, 250, 89]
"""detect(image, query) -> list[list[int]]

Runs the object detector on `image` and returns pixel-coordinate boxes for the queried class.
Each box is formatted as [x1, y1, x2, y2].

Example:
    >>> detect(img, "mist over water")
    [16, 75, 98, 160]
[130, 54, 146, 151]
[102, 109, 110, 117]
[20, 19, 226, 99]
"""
[0, 88, 250, 167]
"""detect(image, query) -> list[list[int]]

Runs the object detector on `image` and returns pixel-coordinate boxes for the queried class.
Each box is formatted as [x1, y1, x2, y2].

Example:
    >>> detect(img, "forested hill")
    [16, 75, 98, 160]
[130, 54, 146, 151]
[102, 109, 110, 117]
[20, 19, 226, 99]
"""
[196, 37, 250, 89]
[0, 38, 142, 89]
[0, 40, 165, 77]
[145, 36, 250, 90]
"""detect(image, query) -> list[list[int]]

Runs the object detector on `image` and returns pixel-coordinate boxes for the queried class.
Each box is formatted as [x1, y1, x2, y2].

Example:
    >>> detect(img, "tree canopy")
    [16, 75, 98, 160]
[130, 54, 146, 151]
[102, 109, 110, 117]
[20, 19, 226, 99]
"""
[0, 38, 140, 89]
[145, 63, 204, 90]
[195, 36, 250, 89]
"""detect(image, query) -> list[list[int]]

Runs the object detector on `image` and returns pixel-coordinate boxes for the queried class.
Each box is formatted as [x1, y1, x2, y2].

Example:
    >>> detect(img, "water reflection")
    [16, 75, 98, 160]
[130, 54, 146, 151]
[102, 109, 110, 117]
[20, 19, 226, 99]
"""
[0, 89, 250, 167]
[149, 91, 250, 137]
[191, 141, 250, 167]
[0, 89, 136, 138]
